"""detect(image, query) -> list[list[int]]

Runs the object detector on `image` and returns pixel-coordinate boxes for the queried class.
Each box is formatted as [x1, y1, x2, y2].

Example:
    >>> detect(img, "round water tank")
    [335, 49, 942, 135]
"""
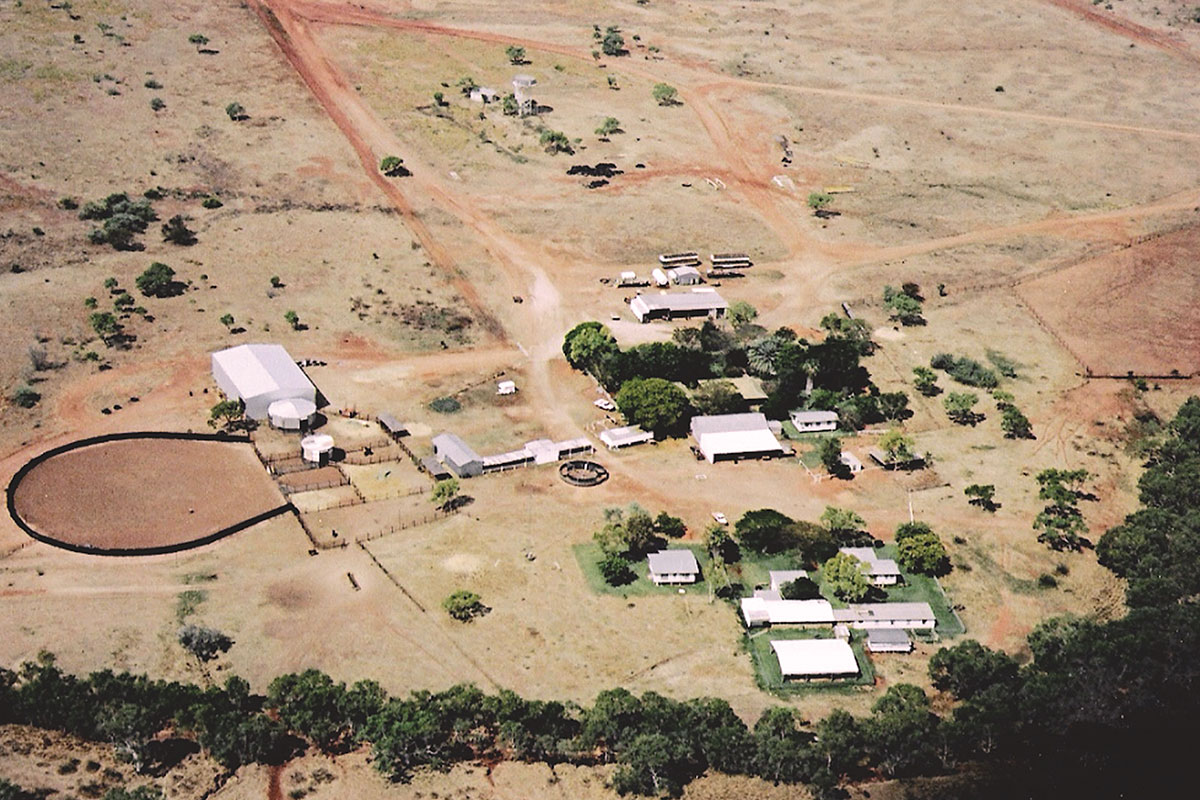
[300, 434, 335, 464]
[268, 397, 317, 430]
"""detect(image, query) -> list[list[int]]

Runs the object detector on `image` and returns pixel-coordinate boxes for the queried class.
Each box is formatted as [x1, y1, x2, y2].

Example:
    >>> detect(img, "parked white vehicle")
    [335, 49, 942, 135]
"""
[712, 511, 728, 525]
[594, 398, 616, 411]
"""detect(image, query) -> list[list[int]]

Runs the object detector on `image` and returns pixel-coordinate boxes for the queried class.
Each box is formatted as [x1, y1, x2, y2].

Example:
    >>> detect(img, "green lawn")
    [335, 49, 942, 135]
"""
[728, 551, 806, 593]
[747, 545, 965, 637]
[573, 542, 712, 598]
[874, 545, 966, 637]
[746, 627, 876, 694]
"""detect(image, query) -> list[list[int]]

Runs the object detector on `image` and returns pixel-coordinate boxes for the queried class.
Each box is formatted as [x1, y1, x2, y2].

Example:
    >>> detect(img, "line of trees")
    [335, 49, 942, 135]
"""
[562, 314, 909, 436]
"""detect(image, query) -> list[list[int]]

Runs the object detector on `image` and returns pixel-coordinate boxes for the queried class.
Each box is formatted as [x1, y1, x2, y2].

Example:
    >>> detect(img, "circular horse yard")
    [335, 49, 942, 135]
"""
[9, 435, 287, 554]
[559, 460, 609, 487]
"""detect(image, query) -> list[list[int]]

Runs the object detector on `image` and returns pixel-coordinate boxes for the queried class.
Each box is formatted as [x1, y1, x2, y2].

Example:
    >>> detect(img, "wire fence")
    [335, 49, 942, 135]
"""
[279, 475, 350, 495]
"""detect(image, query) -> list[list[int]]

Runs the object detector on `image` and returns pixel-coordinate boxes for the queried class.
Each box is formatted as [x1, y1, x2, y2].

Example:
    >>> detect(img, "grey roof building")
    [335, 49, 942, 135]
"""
[647, 549, 700, 584]
[630, 291, 728, 322]
[432, 432, 483, 478]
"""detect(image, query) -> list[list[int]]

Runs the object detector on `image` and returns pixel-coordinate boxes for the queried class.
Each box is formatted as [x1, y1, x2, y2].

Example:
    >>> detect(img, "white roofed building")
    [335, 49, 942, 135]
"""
[771, 639, 859, 679]
[789, 409, 839, 432]
[741, 597, 835, 627]
[833, 602, 936, 630]
[839, 547, 902, 586]
[599, 425, 654, 450]
[691, 412, 787, 463]
[211, 344, 316, 421]
[647, 549, 700, 584]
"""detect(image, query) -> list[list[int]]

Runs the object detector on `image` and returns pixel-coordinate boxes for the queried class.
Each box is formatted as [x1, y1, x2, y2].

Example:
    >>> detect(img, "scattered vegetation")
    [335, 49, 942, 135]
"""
[80, 192, 157, 250]
[651, 82, 678, 105]
[930, 353, 1000, 388]
[442, 590, 485, 622]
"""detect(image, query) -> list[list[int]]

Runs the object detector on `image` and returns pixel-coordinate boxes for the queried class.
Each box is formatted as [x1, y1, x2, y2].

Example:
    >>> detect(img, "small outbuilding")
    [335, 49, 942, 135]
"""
[432, 432, 484, 478]
[599, 425, 654, 450]
[771, 639, 859, 680]
[866, 628, 913, 653]
[668, 266, 703, 285]
[497, 380, 517, 395]
[839, 451, 864, 474]
[647, 549, 700, 585]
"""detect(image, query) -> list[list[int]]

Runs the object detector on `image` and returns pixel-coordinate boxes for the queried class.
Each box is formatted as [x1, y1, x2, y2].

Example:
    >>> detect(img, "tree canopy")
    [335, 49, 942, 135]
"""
[615, 378, 691, 436]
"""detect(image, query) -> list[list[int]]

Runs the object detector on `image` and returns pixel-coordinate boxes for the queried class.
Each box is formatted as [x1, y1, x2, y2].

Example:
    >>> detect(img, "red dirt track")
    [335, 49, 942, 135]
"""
[12, 439, 285, 552]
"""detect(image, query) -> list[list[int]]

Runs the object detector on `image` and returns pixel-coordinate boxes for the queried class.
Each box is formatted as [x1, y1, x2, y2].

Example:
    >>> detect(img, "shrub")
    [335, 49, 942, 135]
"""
[149, 97, 165, 111]
[225, 101, 246, 121]
[442, 590, 485, 621]
[428, 396, 461, 414]
[651, 82, 678, 105]
[202, 196, 223, 209]
[10, 385, 41, 408]
[144, 78, 162, 89]
[178, 624, 232, 661]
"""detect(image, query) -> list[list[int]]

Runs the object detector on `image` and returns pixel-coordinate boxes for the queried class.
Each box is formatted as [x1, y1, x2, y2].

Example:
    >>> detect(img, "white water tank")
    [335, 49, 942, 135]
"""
[301, 434, 335, 466]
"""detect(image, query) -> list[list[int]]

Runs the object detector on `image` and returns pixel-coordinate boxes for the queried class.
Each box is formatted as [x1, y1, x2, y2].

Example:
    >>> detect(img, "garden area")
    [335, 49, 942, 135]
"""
[573, 542, 711, 597]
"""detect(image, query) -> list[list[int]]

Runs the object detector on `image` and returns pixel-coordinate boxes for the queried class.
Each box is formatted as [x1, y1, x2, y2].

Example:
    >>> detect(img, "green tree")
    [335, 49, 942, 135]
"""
[208, 398, 245, 430]
[822, 552, 872, 602]
[651, 82, 678, 105]
[284, 310, 300, 330]
[270, 275, 283, 288]
[539, 129, 573, 154]
[225, 101, 246, 121]
[735, 509, 796, 554]
[727, 300, 757, 330]
[114, 292, 135, 310]
[150, 96, 166, 111]
[500, 93, 517, 115]
[89, 311, 121, 344]
[1033, 469, 1090, 551]
[928, 640, 1019, 701]
[177, 624, 232, 662]
[598, 552, 635, 586]
[807, 192, 833, 213]
[943, 391, 980, 425]
[883, 285, 924, 325]
[188, 33, 209, 47]
[442, 590, 485, 621]
[161, 215, 196, 245]
[703, 522, 737, 563]
[380, 155, 406, 176]
[10, 385, 40, 409]
[780, 577, 822, 600]
[964, 483, 998, 511]
[135, 262, 179, 297]
[897, 532, 948, 576]
[219, 313, 235, 329]
[895, 521, 933, 542]
[615, 377, 691, 436]
[817, 436, 849, 478]
[654, 511, 686, 539]
[607, 75, 618, 89]
[878, 427, 915, 463]
[505, 45, 526, 65]
[691, 379, 743, 415]
[1001, 405, 1034, 439]
[595, 116, 621, 137]
[433, 90, 445, 106]
[821, 506, 867, 544]
[912, 366, 940, 396]
[430, 478, 460, 511]
[565, 323, 618, 374]
[791, 521, 838, 567]
[601, 26, 625, 56]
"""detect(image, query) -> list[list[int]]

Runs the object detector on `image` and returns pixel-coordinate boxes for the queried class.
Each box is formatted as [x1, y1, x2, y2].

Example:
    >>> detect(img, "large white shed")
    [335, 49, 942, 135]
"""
[211, 344, 316, 421]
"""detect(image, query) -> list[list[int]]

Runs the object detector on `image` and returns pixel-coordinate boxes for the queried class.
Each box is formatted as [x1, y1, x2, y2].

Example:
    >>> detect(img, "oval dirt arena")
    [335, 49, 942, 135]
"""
[9, 435, 288, 554]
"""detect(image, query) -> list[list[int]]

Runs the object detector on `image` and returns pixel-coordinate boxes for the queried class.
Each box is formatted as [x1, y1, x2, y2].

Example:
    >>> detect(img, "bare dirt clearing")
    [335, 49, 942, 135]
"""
[1017, 224, 1200, 377]
[11, 437, 284, 552]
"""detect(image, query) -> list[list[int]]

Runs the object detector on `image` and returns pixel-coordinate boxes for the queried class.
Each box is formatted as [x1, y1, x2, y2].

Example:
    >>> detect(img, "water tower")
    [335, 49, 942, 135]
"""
[512, 74, 537, 116]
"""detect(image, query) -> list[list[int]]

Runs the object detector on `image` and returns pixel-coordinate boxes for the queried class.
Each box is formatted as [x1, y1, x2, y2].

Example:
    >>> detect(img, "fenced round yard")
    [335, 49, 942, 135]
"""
[8, 432, 288, 555]
[559, 460, 609, 487]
